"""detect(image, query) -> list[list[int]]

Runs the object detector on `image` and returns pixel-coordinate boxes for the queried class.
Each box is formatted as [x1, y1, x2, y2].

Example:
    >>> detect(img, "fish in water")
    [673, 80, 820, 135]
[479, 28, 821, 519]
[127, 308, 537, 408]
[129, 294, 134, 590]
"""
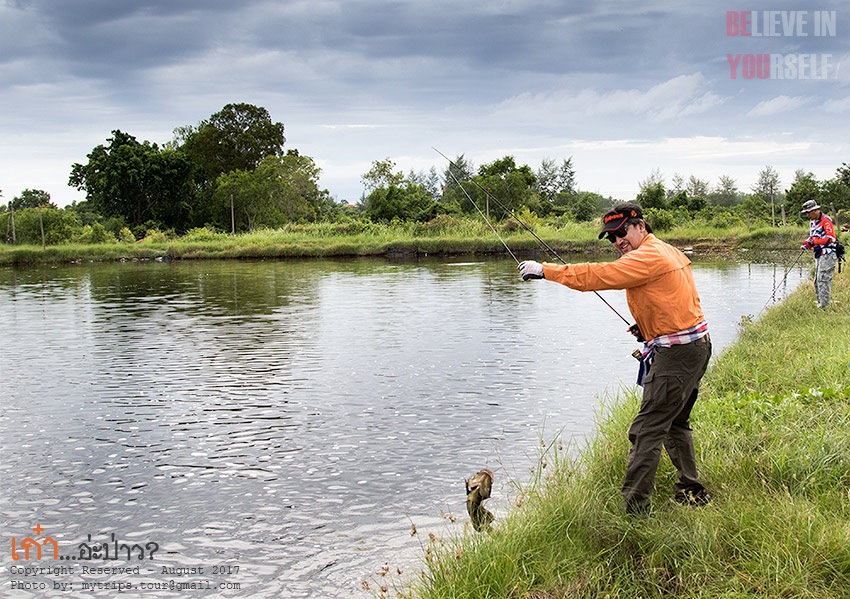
[465, 469, 494, 532]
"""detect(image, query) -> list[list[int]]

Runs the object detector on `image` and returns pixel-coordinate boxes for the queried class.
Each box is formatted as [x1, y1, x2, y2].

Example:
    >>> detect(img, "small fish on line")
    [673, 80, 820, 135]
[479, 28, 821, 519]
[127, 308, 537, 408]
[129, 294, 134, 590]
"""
[465, 469, 494, 532]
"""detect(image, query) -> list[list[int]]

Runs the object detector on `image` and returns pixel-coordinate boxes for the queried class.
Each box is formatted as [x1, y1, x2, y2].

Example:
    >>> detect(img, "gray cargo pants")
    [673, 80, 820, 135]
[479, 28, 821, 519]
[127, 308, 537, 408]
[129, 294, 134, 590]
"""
[815, 252, 836, 308]
[622, 334, 712, 512]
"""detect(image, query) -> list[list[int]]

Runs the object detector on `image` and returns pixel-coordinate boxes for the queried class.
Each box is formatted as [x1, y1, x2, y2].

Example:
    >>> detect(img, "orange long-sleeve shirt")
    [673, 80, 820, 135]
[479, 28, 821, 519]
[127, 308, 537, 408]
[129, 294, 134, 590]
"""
[541, 234, 705, 340]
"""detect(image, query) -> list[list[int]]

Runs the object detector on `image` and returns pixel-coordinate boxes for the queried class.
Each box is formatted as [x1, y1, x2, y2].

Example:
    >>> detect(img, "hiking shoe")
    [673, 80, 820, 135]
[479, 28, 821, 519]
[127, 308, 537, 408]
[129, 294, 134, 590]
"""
[673, 487, 712, 506]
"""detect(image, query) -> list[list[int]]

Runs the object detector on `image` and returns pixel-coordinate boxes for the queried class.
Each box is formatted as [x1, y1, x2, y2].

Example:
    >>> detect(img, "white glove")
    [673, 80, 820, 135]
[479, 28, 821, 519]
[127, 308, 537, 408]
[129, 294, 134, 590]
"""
[518, 260, 544, 281]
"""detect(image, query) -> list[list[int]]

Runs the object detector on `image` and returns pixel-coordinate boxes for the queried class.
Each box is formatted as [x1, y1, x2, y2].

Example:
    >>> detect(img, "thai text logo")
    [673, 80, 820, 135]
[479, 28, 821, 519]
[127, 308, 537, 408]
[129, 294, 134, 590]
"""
[10, 524, 159, 562]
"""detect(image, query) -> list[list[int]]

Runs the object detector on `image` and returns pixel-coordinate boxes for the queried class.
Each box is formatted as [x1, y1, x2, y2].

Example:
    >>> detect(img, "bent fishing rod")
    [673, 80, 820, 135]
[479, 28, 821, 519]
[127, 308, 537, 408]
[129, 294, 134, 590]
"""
[433, 148, 632, 328]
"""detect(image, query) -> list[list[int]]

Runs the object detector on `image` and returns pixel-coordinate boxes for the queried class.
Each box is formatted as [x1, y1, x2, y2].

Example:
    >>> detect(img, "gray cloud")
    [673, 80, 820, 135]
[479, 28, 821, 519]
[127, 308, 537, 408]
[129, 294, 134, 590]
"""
[1, 0, 849, 204]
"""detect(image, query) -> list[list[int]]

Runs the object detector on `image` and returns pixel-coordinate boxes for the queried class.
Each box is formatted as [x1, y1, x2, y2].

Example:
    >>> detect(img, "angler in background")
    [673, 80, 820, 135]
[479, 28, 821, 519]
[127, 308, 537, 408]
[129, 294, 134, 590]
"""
[800, 199, 838, 309]
[518, 203, 712, 515]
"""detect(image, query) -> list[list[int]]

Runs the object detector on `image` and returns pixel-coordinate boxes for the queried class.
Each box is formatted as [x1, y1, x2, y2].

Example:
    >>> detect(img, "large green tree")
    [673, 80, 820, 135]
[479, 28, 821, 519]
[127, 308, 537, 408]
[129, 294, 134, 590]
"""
[473, 156, 538, 218]
[177, 103, 286, 227]
[213, 151, 328, 232]
[180, 103, 286, 186]
[69, 130, 195, 231]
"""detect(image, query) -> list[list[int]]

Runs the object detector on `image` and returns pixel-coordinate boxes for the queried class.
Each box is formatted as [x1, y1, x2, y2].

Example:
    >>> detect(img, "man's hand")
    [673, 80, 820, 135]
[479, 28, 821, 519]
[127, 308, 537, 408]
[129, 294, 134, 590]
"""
[628, 324, 645, 342]
[518, 260, 544, 281]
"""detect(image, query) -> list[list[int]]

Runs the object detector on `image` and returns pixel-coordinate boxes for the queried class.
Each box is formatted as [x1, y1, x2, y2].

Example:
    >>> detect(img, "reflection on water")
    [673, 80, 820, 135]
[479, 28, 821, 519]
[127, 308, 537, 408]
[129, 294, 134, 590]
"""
[0, 256, 808, 597]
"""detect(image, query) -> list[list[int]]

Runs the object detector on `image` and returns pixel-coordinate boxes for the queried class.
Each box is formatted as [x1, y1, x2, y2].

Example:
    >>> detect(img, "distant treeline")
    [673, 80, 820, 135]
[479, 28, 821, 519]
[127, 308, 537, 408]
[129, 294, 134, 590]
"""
[2, 102, 849, 245]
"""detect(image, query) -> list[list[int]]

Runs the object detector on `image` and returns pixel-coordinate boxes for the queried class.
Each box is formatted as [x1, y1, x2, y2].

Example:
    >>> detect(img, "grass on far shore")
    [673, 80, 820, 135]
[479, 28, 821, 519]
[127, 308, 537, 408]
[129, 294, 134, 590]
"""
[0, 219, 822, 266]
[403, 274, 850, 599]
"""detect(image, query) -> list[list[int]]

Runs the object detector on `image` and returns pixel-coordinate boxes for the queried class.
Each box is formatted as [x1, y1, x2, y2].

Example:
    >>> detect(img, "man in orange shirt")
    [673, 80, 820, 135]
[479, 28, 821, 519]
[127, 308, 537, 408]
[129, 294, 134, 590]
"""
[519, 203, 712, 514]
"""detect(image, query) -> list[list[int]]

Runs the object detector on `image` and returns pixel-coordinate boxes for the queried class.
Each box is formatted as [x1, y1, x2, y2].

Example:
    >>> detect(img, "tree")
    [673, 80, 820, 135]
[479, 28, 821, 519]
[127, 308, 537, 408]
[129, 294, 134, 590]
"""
[822, 177, 850, 224]
[824, 163, 850, 219]
[11, 189, 54, 210]
[668, 190, 690, 209]
[668, 173, 685, 198]
[0, 206, 80, 245]
[178, 103, 286, 226]
[441, 155, 474, 192]
[556, 191, 610, 222]
[752, 165, 781, 226]
[407, 166, 441, 202]
[637, 169, 667, 209]
[710, 175, 740, 207]
[69, 130, 195, 231]
[213, 151, 327, 232]
[363, 183, 435, 222]
[181, 103, 286, 182]
[213, 169, 259, 232]
[361, 158, 405, 193]
[684, 175, 709, 212]
[686, 175, 710, 200]
[835, 162, 850, 196]
[474, 156, 537, 218]
[535, 158, 576, 203]
[264, 151, 327, 222]
[639, 168, 665, 190]
[636, 182, 667, 209]
[439, 154, 475, 213]
[785, 171, 823, 220]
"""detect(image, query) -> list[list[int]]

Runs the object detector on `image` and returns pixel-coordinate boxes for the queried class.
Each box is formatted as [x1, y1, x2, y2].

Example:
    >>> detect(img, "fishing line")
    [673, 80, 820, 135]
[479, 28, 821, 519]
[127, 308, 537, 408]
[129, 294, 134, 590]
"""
[756, 247, 806, 317]
[434, 147, 565, 263]
[440, 154, 520, 264]
[433, 148, 631, 327]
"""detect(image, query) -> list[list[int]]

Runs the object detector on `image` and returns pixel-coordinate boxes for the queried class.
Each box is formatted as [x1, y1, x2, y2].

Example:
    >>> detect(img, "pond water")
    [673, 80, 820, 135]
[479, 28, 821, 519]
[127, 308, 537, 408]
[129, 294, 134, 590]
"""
[0, 255, 809, 598]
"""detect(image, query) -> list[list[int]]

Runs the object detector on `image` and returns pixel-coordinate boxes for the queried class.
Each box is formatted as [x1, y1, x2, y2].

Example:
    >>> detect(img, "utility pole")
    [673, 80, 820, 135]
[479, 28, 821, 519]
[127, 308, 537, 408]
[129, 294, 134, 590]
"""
[39, 205, 45, 248]
[770, 191, 776, 227]
[230, 193, 235, 234]
[10, 202, 16, 244]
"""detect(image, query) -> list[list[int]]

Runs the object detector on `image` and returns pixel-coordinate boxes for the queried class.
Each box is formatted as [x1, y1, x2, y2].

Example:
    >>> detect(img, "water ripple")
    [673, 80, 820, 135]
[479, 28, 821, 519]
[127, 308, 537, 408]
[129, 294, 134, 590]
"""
[0, 258, 808, 597]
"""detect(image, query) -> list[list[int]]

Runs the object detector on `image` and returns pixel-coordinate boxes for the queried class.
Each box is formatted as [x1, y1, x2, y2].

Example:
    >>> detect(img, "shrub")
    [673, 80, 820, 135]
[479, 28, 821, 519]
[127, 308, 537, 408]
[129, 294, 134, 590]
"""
[183, 226, 226, 242]
[118, 227, 136, 243]
[74, 222, 116, 244]
[643, 207, 675, 232]
[138, 229, 168, 244]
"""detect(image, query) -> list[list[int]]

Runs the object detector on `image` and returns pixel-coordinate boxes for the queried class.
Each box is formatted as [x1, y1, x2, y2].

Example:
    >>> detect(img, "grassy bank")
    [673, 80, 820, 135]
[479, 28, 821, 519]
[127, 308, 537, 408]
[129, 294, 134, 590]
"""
[407, 274, 850, 598]
[0, 221, 816, 266]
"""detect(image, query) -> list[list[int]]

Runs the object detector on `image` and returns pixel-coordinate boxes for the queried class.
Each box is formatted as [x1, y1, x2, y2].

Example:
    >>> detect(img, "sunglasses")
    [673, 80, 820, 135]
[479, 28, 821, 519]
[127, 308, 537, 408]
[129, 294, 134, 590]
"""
[606, 227, 629, 243]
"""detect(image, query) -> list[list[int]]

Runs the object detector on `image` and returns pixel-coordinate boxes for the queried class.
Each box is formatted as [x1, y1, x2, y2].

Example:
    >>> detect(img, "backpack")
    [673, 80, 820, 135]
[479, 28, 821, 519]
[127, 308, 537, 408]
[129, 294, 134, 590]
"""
[836, 239, 845, 272]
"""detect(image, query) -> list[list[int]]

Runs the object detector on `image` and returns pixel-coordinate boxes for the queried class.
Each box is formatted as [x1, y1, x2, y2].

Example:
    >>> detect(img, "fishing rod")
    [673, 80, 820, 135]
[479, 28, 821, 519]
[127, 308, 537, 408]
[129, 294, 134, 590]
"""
[434, 147, 566, 263]
[756, 246, 806, 317]
[440, 153, 520, 265]
[433, 148, 632, 327]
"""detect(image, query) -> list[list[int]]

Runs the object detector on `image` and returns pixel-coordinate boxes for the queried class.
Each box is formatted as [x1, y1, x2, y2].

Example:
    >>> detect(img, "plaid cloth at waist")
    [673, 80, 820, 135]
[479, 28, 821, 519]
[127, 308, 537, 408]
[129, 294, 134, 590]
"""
[636, 320, 708, 386]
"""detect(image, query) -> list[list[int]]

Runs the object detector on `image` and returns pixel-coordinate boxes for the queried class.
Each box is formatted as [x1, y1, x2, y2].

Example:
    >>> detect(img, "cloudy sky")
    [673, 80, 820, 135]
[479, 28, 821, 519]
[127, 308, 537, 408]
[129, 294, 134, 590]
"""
[2, 0, 849, 207]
